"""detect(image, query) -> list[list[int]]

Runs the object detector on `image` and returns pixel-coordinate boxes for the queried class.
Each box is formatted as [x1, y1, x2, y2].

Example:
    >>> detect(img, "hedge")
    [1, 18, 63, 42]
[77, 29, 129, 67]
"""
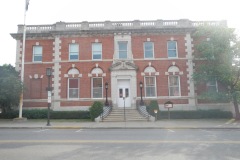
[0, 109, 90, 119]
[157, 109, 232, 119]
[0, 109, 232, 120]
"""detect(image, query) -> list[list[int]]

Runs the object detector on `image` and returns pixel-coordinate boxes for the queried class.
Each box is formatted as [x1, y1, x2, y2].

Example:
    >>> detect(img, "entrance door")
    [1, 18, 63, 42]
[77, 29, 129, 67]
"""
[117, 79, 131, 107]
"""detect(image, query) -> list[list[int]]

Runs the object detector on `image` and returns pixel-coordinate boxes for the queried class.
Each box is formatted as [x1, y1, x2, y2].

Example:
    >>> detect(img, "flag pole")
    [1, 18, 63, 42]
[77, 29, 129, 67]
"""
[18, 0, 29, 120]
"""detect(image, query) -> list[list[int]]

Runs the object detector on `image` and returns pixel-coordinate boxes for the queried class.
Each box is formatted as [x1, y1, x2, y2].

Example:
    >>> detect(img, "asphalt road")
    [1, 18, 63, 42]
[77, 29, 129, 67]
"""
[1, 128, 240, 160]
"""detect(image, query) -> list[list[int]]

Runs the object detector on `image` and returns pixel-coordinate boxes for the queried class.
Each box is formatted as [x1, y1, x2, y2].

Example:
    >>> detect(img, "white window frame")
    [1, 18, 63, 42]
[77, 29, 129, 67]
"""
[92, 43, 102, 60]
[167, 41, 178, 58]
[69, 43, 79, 60]
[168, 75, 181, 97]
[68, 78, 79, 99]
[207, 80, 218, 92]
[118, 41, 128, 59]
[33, 46, 42, 62]
[144, 76, 157, 98]
[91, 77, 103, 98]
[144, 42, 154, 59]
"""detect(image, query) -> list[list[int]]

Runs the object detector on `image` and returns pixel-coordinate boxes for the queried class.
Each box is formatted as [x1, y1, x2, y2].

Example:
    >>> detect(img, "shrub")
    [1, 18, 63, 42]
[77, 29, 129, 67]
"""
[146, 100, 160, 116]
[89, 101, 103, 121]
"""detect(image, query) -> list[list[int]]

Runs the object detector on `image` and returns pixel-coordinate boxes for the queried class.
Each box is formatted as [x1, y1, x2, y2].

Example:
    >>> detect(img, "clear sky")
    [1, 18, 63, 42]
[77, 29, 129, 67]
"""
[1, 0, 239, 66]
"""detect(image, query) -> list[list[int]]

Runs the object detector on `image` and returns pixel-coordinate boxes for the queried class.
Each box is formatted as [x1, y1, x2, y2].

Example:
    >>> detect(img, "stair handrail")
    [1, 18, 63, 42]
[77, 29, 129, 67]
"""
[136, 101, 151, 121]
[100, 102, 112, 121]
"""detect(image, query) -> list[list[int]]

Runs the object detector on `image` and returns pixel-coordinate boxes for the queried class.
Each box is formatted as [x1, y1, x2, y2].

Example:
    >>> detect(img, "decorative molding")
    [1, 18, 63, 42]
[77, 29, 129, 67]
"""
[109, 61, 138, 71]
[29, 74, 44, 79]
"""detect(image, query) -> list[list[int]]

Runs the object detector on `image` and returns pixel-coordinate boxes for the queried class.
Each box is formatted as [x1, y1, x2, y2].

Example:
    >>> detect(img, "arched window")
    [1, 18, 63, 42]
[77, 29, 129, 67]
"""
[91, 68, 103, 98]
[67, 68, 80, 99]
[168, 66, 180, 96]
[144, 66, 157, 97]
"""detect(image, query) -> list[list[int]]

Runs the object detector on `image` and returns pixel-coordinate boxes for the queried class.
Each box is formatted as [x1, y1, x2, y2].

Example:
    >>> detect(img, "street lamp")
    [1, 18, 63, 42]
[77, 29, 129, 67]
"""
[46, 68, 52, 126]
[139, 81, 144, 105]
[105, 82, 109, 106]
[154, 109, 158, 121]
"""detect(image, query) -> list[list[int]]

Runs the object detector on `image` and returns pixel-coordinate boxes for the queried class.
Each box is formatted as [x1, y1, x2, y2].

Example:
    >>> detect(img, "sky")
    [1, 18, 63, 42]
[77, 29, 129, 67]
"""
[0, 0, 239, 66]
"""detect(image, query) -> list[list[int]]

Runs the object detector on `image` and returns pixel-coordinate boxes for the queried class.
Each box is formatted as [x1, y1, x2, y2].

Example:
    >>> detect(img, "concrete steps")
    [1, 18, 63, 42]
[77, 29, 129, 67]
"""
[103, 108, 148, 122]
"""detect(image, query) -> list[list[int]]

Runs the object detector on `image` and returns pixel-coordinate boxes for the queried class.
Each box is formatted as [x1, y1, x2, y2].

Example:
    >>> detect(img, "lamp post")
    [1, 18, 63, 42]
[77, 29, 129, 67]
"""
[46, 68, 52, 126]
[105, 82, 109, 106]
[139, 81, 144, 105]
[154, 109, 158, 121]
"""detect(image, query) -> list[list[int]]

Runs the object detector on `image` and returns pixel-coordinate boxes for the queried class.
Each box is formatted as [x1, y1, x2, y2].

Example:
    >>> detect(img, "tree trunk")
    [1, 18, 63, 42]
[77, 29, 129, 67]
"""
[233, 96, 240, 120]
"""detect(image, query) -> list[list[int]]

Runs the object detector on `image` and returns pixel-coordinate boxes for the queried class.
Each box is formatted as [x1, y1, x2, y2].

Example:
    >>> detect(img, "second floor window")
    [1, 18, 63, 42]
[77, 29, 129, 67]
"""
[92, 43, 102, 60]
[144, 42, 154, 58]
[167, 41, 178, 58]
[118, 41, 128, 59]
[69, 43, 79, 60]
[33, 46, 42, 62]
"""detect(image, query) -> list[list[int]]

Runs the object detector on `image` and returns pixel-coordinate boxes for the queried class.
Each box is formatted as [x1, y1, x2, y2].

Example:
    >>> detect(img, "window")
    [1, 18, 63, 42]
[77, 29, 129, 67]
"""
[92, 78, 103, 98]
[30, 79, 41, 98]
[145, 77, 156, 97]
[207, 80, 218, 92]
[167, 41, 178, 58]
[169, 76, 180, 96]
[144, 42, 154, 58]
[33, 46, 42, 62]
[68, 78, 79, 99]
[118, 41, 127, 59]
[69, 44, 79, 60]
[92, 43, 102, 60]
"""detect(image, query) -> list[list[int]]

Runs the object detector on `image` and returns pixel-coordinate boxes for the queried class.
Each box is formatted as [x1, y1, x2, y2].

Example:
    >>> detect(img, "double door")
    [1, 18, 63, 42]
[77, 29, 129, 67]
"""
[117, 79, 131, 107]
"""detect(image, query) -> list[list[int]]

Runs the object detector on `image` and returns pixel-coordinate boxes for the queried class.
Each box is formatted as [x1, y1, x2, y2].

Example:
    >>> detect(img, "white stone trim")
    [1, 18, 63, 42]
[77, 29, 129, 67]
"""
[113, 34, 132, 61]
[52, 36, 62, 109]
[185, 33, 196, 105]
[29, 74, 44, 79]
[15, 40, 22, 72]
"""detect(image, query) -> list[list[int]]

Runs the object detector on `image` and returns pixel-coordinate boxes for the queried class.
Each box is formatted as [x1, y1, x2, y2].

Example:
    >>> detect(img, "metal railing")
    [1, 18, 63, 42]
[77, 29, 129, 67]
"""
[100, 103, 112, 121]
[136, 101, 151, 121]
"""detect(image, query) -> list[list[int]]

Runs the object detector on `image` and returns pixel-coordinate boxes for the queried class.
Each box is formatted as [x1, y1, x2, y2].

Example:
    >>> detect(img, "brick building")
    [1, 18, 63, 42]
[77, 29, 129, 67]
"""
[11, 19, 229, 112]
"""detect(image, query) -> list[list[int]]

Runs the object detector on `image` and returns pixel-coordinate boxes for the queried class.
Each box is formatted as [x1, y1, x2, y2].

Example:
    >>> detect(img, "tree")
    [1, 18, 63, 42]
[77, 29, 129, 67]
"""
[0, 64, 23, 113]
[193, 26, 240, 120]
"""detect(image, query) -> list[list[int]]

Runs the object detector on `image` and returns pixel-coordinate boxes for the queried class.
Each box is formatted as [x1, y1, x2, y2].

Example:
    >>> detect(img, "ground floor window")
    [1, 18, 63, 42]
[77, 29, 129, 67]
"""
[207, 80, 218, 92]
[68, 78, 79, 99]
[145, 76, 156, 97]
[169, 76, 180, 96]
[92, 77, 103, 98]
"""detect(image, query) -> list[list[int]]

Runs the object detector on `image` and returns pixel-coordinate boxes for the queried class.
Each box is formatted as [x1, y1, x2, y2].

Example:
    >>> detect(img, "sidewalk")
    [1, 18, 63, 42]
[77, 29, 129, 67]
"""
[0, 119, 240, 129]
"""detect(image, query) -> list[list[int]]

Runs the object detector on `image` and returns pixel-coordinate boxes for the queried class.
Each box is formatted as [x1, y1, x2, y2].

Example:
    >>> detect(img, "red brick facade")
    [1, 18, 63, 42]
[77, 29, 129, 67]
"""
[11, 20, 229, 111]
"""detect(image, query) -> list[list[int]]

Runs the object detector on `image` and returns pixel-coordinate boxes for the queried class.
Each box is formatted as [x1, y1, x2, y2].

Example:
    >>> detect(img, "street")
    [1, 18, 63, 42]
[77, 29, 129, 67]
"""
[1, 128, 240, 160]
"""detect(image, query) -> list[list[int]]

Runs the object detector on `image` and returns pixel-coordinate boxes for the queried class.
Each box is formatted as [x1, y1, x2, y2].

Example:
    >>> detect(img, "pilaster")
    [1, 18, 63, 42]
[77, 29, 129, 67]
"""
[52, 36, 62, 110]
[185, 33, 196, 105]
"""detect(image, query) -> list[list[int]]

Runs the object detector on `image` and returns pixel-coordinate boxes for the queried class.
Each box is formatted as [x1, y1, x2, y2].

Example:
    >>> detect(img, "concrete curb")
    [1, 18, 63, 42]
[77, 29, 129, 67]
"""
[1, 126, 240, 130]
